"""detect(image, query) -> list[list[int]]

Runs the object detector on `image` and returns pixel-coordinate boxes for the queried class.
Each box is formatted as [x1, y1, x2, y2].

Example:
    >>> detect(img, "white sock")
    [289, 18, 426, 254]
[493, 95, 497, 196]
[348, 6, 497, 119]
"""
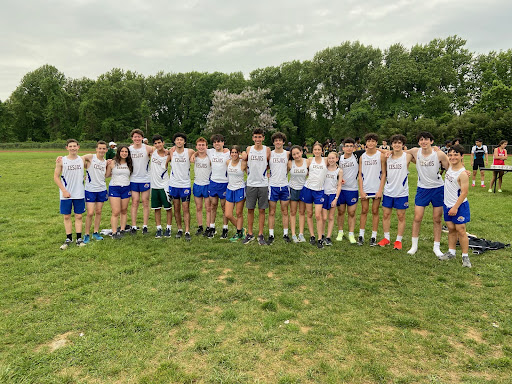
[359, 229, 365, 237]
[462, 253, 469, 257]
[371, 231, 377, 239]
[283, 228, 288, 235]
[472, 181, 475, 186]
[396, 235, 403, 242]
[449, 249, 456, 255]
[408, 237, 419, 254]
[156, 225, 162, 230]
[384, 232, 390, 241]
[433, 241, 441, 250]
[210, 224, 215, 229]
[143, 225, 147, 229]
[349, 232, 354, 237]
[167, 225, 172, 230]
[338, 230, 344, 234]
[481, 180, 484, 186]
[223, 225, 228, 229]
[269, 229, 274, 237]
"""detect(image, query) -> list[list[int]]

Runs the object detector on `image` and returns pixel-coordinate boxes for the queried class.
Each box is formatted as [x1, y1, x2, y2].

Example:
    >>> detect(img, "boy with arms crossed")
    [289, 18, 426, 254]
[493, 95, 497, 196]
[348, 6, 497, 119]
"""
[54, 139, 86, 249]
[378, 135, 412, 250]
[150, 135, 173, 238]
[438, 145, 472, 268]
[192, 137, 212, 236]
[267, 132, 291, 244]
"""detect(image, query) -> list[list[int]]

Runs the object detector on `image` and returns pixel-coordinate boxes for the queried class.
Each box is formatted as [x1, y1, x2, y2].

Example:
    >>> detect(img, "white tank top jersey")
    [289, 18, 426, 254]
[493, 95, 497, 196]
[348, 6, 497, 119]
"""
[169, 149, 191, 188]
[288, 160, 308, 190]
[323, 168, 340, 195]
[193, 155, 211, 186]
[416, 150, 444, 189]
[269, 150, 289, 187]
[247, 146, 269, 187]
[305, 158, 327, 191]
[85, 155, 106, 192]
[227, 160, 245, 191]
[60, 156, 85, 199]
[129, 144, 150, 183]
[361, 152, 381, 194]
[110, 162, 131, 187]
[207, 148, 230, 183]
[339, 154, 359, 191]
[384, 153, 409, 198]
[150, 151, 169, 189]
[444, 167, 467, 207]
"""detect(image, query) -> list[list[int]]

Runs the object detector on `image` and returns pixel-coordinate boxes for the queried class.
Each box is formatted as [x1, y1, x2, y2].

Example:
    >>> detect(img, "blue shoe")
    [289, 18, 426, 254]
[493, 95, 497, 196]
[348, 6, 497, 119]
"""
[92, 233, 103, 241]
[83, 234, 90, 244]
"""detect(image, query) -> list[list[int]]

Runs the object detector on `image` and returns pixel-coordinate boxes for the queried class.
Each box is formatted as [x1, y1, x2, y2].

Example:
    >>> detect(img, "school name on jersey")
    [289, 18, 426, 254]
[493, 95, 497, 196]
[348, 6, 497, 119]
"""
[151, 158, 163, 166]
[445, 173, 455, 183]
[66, 164, 83, 170]
[93, 164, 105, 171]
[364, 159, 378, 166]
[227, 167, 238, 173]
[388, 163, 402, 170]
[212, 157, 226, 163]
[340, 161, 355, 169]
[312, 164, 324, 169]
[195, 163, 208, 168]
[272, 158, 286, 164]
[420, 159, 435, 167]
[250, 155, 265, 161]
[132, 152, 145, 159]
[174, 157, 188, 163]
[326, 173, 337, 179]
[292, 169, 306, 174]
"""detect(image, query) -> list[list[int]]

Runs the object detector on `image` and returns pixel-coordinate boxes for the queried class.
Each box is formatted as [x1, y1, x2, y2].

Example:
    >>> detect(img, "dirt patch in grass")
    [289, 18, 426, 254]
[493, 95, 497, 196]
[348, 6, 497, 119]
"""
[412, 329, 431, 337]
[303, 299, 310, 305]
[300, 326, 312, 334]
[34, 296, 52, 306]
[267, 271, 277, 278]
[217, 268, 232, 281]
[37, 331, 74, 353]
[466, 327, 484, 343]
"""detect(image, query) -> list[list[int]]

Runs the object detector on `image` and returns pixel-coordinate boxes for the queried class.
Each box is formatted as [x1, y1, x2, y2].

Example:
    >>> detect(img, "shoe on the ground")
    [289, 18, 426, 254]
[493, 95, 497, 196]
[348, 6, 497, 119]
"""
[229, 233, 240, 242]
[498, 189, 503, 193]
[471, 184, 475, 187]
[309, 236, 316, 245]
[442, 225, 449, 233]
[481, 184, 486, 188]
[488, 189, 492, 193]
[185, 232, 191, 242]
[462, 255, 472, 268]
[283, 234, 291, 243]
[164, 228, 171, 237]
[267, 235, 275, 245]
[83, 234, 90, 244]
[142, 227, 148, 235]
[370, 237, 377, 247]
[76, 238, 86, 247]
[243, 234, 255, 244]
[221, 228, 229, 239]
[124, 225, 131, 231]
[357, 236, 364, 246]
[348, 234, 357, 244]
[207, 228, 215, 238]
[130, 227, 137, 235]
[336, 232, 343, 241]
[438, 251, 456, 261]
[258, 235, 267, 245]
[195, 226, 204, 236]
[393, 240, 402, 250]
[203, 227, 210, 237]
[317, 239, 324, 249]
[112, 231, 122, 240]
[292, 235, 299, 243]
[92, 233, 103, 241]
[298, 234, 306, 242]
[155, 228, 162, 238]
[324, 237, 333, 246]
[60, 239, 72, 250]
[176, 230, 183, 239]
[377, 238, 390, 247]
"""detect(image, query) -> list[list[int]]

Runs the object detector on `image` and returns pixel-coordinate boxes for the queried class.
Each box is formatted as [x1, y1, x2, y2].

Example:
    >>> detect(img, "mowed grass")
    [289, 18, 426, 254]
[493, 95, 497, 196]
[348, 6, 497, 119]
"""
[0, 151, 511, 384]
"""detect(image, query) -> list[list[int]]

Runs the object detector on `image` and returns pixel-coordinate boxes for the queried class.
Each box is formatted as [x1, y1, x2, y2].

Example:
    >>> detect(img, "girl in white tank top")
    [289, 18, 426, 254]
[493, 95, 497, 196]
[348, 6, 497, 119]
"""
[287, 145, 307, 242]
[323, 152, 343, 244]
[305, 143, 328, 247]
[225, 146, 247, 238]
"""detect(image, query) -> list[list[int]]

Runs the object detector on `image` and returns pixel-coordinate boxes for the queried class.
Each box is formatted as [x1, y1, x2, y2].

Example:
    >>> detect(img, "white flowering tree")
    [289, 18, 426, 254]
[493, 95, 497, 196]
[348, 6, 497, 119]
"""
[205, 88, 276, 144]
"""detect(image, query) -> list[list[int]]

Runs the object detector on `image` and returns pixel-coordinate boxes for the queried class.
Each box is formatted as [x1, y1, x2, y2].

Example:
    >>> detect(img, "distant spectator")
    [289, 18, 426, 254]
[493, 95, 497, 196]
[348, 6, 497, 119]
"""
[106, 141, 117, 160]
[489, 140, 508, 193]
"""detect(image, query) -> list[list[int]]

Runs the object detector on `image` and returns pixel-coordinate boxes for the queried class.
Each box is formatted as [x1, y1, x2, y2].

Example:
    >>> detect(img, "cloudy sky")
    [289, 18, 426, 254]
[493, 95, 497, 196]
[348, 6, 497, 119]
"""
[1, 0, 511, 101]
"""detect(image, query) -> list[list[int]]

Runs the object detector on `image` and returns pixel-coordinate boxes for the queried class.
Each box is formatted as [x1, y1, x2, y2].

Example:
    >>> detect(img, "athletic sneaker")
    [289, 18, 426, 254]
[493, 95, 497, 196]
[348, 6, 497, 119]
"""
[124, 225, 131, 231]
[112, 231, 122, 240]
[229, 233, 240, 242]
[336, 232, 343, 241]
[498, 189, 503, 193]
[207, 228, 215, 239]
[243, 234, 255, 245]
[309, 236, 316, 245]
[370, 237, 377, 247]
[130, 227, 137, 235]
[221, 228, 229, 239]
[203, 227, 210, 237]
[324, 237, 333, 246]
[488, 189, 492, 193]
[142, 227, 148, 235]
[83, 234, 90, 244]
[438, 252, 455, 261]
[317, 239, 324, 249]
[442, 225, 449, 233]
[76, 238, 86, 247]
[92, 233, 103, 241]
[155, 228, 162, 239]
[348, 234, 357, 244]
[258, 235, 267, 246]
[393, 241, 402, 250]
[195, 226, 204, 236]
[185, 232, 191, 242]
[298, 234, 306, 243]
[164, 228, 171, 238]
[377, 238, 390, 247]
[481, 184, 486, 188]
[357, 236, 364, 246]
[462, 255, 472, 268]
[176, 230, 183, 239]
[60, 239, 72, 250]
[471, 183, 475, 187]
[267, 235, 275, 245]
[292, 235, 299, 243]
[283, 234, 291, 243]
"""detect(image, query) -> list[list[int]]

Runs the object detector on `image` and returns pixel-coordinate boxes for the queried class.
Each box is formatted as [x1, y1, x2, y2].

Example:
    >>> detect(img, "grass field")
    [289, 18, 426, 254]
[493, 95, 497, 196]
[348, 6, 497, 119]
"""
[0, 151, 511, 384]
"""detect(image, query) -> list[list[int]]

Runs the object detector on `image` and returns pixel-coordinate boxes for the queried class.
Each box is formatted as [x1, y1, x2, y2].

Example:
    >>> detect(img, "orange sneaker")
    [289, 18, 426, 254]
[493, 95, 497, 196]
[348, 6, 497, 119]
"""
[393, 241, 402, 250]
[377, 238, 390, 247]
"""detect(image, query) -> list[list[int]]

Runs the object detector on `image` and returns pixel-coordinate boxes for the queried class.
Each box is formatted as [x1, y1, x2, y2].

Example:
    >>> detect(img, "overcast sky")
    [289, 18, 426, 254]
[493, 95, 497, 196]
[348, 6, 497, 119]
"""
[1, 0, 511, 101]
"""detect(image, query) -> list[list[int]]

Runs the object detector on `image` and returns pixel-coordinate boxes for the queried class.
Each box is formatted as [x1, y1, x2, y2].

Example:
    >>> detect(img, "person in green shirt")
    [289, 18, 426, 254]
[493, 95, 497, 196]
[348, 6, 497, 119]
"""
[106, 141, 117, 160]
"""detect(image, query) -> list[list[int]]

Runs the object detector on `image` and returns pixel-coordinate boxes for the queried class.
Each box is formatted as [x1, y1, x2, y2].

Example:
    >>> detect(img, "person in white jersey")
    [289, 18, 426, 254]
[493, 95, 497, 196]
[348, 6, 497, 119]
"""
[377, 135, 413, 250]
[242, 128, 271, 245]
[406, 131, 450, 256]
[106, 146, 133, 239]
[192, 137, 212, 236]
[301, 142, 328, 248]
[322, 152, 343, 246]
[438, 145, 472, 268]
[357, 133, 386, 247]
[206, 134, 231, 239]
[129, 129, 155, 235]
[267, 132, 291, 244]
[82, 141, 108, 243]
[168, 132, 195, 241]
[288, 145, 308, 243]
[150, 135, 173, 239]
[224, 146, 247, 242]
[54, 139, 87, 249]
[337, 138, 364, 244]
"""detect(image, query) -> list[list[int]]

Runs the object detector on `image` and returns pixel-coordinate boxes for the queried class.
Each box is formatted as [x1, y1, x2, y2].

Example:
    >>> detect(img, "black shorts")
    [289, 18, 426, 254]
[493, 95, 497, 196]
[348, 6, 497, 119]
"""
[473, 160, 484, 171]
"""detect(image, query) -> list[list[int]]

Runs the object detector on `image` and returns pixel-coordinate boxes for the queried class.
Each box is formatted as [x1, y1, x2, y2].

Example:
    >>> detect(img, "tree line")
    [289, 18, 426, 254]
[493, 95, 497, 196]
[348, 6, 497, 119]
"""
[1, 35, 512, 146]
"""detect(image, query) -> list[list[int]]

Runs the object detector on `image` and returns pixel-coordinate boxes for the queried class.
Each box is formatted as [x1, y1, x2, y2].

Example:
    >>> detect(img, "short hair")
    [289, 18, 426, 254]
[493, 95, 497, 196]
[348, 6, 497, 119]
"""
[196, 137, 207, 144]
[475, 138, 483, 143]
[152, 134, 164, 143]
[66, 139, 79, 146]
[130, 129, 144, 138]
[448, 144, 465, 155]
[210, 134, 225, 143]
[416, 131, 434, 142]
[355, 137, 360, 141]
[364, 133, 379, 142]
[173, 132, 187, 143]
[96, 140, 107, 148]
[343, 138, 355, 145]
[271, 132, 286, 143]
[252, 128, 264, 136]
[289, 145, 303, 160]
[452, 137, 461, 144]
[390, 134, 407, 145]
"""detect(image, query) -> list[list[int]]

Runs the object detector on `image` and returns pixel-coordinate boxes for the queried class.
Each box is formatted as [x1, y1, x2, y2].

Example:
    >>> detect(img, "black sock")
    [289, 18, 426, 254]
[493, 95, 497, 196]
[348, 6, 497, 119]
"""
[93, 232, 98, 235]
[76, 232, 82, 240]
[67, 234, 72, 241]
[237, 229, 242, 234]
[198, 225, 203, 230]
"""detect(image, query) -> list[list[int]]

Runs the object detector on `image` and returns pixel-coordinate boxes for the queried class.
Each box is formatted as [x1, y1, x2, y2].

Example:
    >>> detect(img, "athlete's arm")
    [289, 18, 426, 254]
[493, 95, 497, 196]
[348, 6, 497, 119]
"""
[358, 157, 366, 200]
[105, 161, 114, 178]
[82, 154, 93, 169]
[332, 169, 343, 207]
[54, 159, 70, 198]
[437, 151, 449, 170]
[287, 159, 292, 172]
[375, 154, 387, 199]
[266, 146, 271, 161]
[448, 171, 469, 216]
[405, 153, 413, 168]
[485, 146, 489, 165]
[470, 147, 475, 166]
[241, 146, 250, 161]
[241, 159, 248, 172]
